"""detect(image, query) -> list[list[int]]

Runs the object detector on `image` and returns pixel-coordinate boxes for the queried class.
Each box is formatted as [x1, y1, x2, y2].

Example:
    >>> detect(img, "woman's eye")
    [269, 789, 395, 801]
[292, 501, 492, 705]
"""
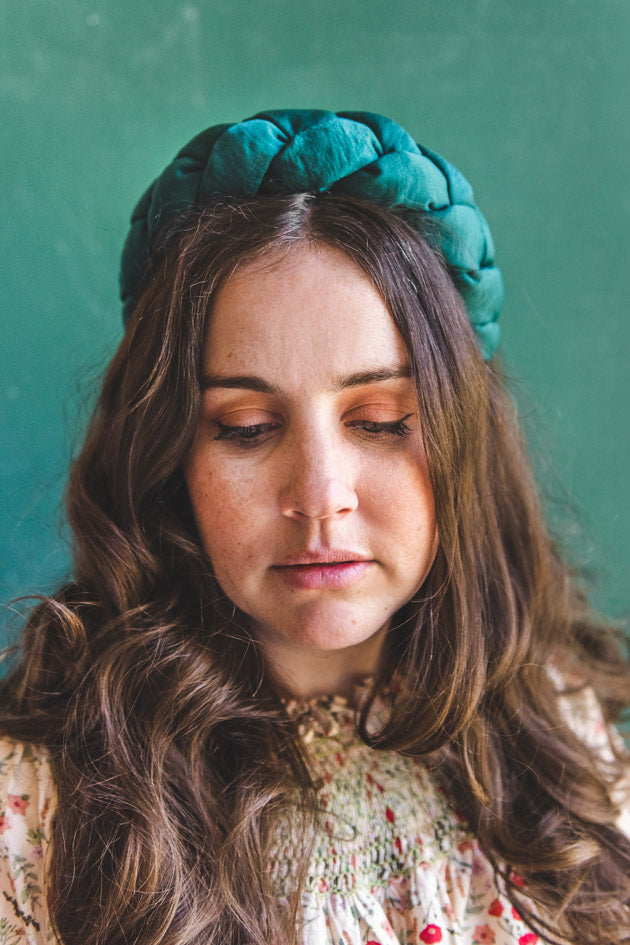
[347, 413, 413, 438]
[214, 421, 280, 446]
[213, 413, 414, 447]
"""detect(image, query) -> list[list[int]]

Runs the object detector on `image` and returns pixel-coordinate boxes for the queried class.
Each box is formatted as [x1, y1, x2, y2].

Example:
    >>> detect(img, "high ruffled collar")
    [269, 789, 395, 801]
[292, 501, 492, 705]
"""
[281, 677, 395, 743]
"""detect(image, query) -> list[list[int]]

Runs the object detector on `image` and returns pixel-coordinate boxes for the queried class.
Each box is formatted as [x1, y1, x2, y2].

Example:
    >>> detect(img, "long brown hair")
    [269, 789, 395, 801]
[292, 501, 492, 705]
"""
[1, 194, 629, 945]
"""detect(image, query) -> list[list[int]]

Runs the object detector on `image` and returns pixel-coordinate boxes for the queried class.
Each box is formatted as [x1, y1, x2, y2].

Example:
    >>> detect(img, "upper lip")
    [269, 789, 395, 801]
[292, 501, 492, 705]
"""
[273, 549, 372, 567]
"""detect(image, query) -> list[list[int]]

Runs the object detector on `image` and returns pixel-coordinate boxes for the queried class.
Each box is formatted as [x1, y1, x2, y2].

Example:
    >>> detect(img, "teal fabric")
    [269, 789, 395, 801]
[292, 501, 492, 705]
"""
[120, 110, 502, 359]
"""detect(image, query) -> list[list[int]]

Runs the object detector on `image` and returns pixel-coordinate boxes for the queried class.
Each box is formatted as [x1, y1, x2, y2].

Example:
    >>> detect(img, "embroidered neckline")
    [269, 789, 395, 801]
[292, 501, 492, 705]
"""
[282, 691, 358, 742]
[281, 677, 397, 742]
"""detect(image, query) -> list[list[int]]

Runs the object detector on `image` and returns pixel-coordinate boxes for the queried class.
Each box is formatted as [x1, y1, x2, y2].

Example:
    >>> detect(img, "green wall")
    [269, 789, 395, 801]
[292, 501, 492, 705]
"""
[2, 0, 629, 638]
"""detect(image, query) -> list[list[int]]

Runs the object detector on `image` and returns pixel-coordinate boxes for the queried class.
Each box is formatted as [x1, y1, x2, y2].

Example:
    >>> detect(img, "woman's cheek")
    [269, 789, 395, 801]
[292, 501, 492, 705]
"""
[187, 457, 267, 562]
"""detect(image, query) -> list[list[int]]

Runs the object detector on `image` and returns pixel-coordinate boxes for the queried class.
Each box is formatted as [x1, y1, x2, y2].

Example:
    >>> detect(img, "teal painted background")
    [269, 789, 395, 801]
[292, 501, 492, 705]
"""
[2, 0, 629, 639]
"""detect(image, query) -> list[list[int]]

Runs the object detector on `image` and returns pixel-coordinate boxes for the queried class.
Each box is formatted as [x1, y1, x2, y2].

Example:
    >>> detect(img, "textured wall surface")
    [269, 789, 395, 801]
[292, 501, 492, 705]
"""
[2, 0, 629, 641]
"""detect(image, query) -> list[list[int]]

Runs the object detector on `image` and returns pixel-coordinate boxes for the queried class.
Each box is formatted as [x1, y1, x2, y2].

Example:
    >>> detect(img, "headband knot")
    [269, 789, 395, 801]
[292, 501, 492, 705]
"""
[120, 109, 502, 359]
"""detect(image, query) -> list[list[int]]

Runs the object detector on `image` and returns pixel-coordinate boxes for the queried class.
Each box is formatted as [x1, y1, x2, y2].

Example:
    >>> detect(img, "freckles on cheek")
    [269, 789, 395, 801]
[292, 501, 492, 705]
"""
[369, 458, 437, 557]
[188, 465, 260, 563]
[372, 455, 434, 512]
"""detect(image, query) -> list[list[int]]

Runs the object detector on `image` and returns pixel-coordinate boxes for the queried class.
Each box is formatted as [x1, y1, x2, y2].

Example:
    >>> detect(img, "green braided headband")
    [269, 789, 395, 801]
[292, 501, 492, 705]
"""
[120, 109, 502, 360]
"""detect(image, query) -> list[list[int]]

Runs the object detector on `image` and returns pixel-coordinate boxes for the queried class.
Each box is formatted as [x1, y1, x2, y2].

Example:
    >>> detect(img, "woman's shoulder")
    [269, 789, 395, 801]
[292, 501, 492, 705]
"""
[547, 663, 630, 836]
[547, 662, 626, 755]
[0, 737, 55, 943]
[0, 737, 55, 823]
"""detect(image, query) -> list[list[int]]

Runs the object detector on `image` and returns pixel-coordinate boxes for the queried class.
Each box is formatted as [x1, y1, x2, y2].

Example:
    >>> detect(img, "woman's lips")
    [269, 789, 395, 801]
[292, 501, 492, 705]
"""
[271, 560, 372, 590]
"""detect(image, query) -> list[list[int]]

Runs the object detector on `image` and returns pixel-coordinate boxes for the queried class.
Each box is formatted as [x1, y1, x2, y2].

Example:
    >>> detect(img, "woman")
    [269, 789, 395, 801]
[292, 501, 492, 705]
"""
[0, 110, 628, 945]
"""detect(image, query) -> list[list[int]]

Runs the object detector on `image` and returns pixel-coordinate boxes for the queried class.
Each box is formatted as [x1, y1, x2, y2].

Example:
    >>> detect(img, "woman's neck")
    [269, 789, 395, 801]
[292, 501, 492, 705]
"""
[260, 625, 387, 702]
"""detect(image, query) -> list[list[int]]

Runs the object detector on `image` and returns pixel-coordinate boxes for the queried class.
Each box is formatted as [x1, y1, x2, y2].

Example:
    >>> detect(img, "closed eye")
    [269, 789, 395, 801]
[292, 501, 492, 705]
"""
[213, 413, 414, 448]
[346, 414, 413, 438]
[213, 421, 280, 446]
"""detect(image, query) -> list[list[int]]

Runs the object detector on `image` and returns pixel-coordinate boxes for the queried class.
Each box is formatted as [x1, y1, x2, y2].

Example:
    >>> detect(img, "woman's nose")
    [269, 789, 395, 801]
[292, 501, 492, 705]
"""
[279, 428, 358, 522]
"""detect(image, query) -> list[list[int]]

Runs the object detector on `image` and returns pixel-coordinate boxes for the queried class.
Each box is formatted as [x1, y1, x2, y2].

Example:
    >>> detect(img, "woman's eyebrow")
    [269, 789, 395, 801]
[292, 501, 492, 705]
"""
[334, 366, 411, 390]
[202, 374, 275, 393]
[201, 365, 412, 393]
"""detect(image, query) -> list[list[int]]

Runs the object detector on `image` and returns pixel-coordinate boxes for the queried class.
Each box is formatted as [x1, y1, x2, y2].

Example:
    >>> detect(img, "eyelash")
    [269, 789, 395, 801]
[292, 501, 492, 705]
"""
[213, 414, 413, 446]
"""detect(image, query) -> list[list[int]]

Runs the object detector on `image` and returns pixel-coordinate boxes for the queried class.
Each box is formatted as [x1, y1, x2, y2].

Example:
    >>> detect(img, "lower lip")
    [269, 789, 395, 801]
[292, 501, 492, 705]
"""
[272, 561, 371, 590]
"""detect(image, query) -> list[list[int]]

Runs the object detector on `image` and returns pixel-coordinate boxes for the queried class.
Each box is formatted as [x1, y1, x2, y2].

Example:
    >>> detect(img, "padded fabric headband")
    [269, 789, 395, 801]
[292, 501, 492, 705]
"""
[120, 109, 502, 359]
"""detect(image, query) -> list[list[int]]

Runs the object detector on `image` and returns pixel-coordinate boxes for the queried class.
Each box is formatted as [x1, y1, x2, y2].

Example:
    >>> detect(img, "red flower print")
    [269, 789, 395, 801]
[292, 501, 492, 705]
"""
[511, 907, 522, 921]
[473, 925, 495, 945]
[8, 794, 29, 815]
[366, 941, 382, 945]
[511, 871, 526, 887]
[385, 806, 395, 824]
[419, 925, 443, 943]
[487, 899, 503, 917]
[0, 816, 8, 834]
[394, 837, 403, 854]
[518, 935, 537, 945]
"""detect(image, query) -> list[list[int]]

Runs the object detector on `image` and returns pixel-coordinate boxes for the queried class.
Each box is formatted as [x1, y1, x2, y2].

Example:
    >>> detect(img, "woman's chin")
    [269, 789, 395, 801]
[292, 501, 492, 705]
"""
[249, 601, 391, 655]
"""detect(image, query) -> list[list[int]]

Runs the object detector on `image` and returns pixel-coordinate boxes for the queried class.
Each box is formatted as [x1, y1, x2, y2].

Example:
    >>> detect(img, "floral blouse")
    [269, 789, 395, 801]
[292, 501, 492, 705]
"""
[0, 684, 627, 945]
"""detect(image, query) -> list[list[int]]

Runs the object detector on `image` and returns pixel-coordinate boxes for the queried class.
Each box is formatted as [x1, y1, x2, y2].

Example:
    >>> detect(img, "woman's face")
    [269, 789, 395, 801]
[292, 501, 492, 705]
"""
[185, 243, 437, 695]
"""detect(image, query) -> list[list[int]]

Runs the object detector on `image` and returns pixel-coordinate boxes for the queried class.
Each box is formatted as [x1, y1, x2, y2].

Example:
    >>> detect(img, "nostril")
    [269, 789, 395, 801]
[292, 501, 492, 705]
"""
[280, 476, 358, 521]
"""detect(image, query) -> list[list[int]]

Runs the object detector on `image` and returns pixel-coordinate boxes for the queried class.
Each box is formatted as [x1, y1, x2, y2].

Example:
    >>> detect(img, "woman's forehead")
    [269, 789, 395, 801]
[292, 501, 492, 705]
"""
[203, 243, 410, 389]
